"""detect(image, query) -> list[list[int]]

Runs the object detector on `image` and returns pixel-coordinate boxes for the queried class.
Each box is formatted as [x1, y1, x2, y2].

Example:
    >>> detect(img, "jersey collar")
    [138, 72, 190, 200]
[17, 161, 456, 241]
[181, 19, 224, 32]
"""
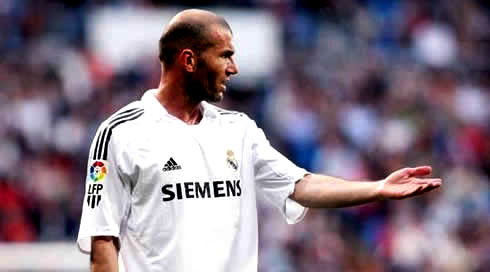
[141, 89, 218, 123]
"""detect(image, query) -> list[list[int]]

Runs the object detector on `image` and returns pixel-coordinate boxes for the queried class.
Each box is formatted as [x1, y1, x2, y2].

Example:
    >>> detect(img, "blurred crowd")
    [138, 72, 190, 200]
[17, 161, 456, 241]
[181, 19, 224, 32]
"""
[0, 0, 489, 271]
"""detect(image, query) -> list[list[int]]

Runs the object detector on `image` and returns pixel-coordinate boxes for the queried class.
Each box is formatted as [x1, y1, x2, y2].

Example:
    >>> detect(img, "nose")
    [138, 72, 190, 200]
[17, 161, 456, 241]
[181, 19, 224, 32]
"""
[226, 59, 239, 76]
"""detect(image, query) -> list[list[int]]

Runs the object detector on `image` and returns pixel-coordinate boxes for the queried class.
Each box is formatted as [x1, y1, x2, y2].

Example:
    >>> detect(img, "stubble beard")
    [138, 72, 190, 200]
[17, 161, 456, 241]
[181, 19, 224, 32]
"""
[184, 72, 223, 104]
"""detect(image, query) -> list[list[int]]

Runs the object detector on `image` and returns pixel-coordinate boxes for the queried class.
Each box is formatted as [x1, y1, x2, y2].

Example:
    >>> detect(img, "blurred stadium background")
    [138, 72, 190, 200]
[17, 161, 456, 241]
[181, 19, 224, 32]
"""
[0, 0, 489, 271]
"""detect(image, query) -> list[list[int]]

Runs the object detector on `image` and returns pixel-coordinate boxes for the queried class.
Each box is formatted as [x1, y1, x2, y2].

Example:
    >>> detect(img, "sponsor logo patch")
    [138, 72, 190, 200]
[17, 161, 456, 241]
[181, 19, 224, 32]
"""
[161, 180, 241, 202]
[87, 160, 106, 208]
[90, 161, 107, 182]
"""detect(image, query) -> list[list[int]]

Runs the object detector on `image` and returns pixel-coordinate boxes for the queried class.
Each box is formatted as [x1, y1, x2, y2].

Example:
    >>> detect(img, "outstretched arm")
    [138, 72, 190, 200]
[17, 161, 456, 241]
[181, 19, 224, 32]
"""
[290, 166, 441, 208]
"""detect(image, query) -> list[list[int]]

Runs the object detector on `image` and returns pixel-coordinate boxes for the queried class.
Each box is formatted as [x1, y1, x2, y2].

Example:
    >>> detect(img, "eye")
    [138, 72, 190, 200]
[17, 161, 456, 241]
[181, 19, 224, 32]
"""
[222, 51, 234, 59]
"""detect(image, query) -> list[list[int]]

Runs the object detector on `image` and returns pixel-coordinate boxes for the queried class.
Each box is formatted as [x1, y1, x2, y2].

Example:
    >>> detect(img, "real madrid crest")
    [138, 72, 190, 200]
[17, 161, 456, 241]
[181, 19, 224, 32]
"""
[226, 150, 239, 171]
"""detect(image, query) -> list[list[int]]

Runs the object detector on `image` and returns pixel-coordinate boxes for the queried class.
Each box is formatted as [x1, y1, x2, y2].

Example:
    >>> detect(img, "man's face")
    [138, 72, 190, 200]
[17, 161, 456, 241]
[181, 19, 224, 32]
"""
[187, 26, 239, 103]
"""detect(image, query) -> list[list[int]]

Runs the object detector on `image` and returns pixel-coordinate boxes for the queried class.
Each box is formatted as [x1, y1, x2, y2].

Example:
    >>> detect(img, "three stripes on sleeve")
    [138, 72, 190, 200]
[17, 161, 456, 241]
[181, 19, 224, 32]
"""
[92, 107, 145, 160]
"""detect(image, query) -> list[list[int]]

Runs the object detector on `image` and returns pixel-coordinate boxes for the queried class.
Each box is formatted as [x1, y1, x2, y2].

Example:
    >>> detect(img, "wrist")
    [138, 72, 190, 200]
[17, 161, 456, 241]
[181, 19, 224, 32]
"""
[375, 180, 386, 201]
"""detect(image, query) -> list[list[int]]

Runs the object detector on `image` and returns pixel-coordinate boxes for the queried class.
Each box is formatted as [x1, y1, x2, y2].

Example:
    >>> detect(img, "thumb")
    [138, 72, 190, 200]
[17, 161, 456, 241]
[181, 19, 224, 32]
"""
[407, 166, 432, 177]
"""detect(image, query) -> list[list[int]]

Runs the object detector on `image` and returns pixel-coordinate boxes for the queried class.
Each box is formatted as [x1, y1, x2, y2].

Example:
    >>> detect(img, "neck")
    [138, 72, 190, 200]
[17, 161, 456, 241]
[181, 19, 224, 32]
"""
[155, 75, 203, 125]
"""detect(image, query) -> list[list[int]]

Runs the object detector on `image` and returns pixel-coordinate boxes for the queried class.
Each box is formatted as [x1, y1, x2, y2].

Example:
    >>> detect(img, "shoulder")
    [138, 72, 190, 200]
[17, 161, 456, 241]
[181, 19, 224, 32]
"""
[99, 101, 146, 131]
[207, 103, 251, 124]
[215, 107, 244, 117]
[92, 101, 146, 160]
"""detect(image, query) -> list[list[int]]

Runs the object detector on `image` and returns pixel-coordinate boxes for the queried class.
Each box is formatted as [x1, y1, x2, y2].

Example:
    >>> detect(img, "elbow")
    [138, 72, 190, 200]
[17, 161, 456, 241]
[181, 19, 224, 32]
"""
[290, 192, 330, 209]
[290, 174, 345, 209]
[290, 175, 324, 208]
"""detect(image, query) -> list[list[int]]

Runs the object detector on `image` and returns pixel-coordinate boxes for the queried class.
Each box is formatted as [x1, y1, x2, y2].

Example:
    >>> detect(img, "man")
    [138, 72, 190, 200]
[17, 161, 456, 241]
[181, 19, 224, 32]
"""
[77, 9, 441, 272]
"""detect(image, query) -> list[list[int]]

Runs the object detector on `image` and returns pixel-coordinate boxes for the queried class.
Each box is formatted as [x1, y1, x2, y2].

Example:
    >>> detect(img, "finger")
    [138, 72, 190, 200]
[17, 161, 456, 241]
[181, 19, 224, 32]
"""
[420, 181, 441, 192]
[401, 185, 427, 199]
[431, 178, 442, 186]
[407, 184, 434, 197]
[407, 166, 432, 177]
[401, 181, 441, 199]
[423, 185, 440, 193]
[417, 184, 440, 195]
[415, 185, 429, 196]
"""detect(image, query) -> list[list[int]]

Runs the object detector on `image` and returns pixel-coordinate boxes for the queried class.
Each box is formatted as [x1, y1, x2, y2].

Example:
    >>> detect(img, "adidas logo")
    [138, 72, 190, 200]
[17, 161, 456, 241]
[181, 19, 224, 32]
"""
[162, 157, 182, 172]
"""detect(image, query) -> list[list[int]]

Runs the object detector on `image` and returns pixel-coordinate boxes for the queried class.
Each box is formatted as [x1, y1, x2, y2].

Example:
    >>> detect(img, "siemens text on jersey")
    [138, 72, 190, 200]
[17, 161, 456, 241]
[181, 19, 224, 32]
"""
[161, 180, 241, 202]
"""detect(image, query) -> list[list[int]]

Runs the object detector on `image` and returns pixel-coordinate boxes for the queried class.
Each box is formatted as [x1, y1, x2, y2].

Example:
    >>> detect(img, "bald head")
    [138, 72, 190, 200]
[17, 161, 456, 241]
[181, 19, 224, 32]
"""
[158, 9, 232, 67]
[167, 9, 227, 28]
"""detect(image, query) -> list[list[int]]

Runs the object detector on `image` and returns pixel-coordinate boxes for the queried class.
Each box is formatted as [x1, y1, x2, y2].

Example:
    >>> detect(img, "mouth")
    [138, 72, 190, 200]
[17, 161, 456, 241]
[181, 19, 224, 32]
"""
[221, 80, 229, 91]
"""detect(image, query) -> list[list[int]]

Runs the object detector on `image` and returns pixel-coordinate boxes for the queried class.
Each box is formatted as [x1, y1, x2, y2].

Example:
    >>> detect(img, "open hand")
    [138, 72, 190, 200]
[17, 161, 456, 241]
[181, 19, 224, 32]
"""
[377, 166, 441, 200]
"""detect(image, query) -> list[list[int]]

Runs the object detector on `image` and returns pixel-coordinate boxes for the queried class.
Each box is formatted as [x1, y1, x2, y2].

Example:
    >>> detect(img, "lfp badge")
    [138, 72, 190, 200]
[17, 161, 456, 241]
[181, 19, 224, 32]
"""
[90, 161, 107, 182]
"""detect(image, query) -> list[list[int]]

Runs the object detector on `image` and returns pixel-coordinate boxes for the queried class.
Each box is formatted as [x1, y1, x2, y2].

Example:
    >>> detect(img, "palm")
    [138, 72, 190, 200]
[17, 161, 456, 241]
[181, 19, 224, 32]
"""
[379, 166, 441, 200]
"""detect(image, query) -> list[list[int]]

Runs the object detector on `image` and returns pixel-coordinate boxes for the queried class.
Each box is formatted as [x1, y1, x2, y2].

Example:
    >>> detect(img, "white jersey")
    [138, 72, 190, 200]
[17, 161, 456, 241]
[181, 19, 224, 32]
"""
[77, 89, 308, 272]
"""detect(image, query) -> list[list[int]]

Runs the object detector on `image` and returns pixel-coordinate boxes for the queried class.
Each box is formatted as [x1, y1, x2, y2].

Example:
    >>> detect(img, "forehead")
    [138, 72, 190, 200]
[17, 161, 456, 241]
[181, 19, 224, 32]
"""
[208, 25, 234, 50]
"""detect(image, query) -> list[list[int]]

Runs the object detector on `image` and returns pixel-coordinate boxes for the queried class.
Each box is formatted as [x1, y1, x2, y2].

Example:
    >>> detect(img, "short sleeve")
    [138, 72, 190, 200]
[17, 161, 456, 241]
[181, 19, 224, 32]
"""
[249, 120, 308, 224]
[77, 124, 132, 254]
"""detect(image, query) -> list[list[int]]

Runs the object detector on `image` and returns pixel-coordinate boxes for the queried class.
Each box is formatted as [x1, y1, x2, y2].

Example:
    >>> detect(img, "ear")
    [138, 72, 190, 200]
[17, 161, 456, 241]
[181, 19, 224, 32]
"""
[178, 49, 197, 72]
